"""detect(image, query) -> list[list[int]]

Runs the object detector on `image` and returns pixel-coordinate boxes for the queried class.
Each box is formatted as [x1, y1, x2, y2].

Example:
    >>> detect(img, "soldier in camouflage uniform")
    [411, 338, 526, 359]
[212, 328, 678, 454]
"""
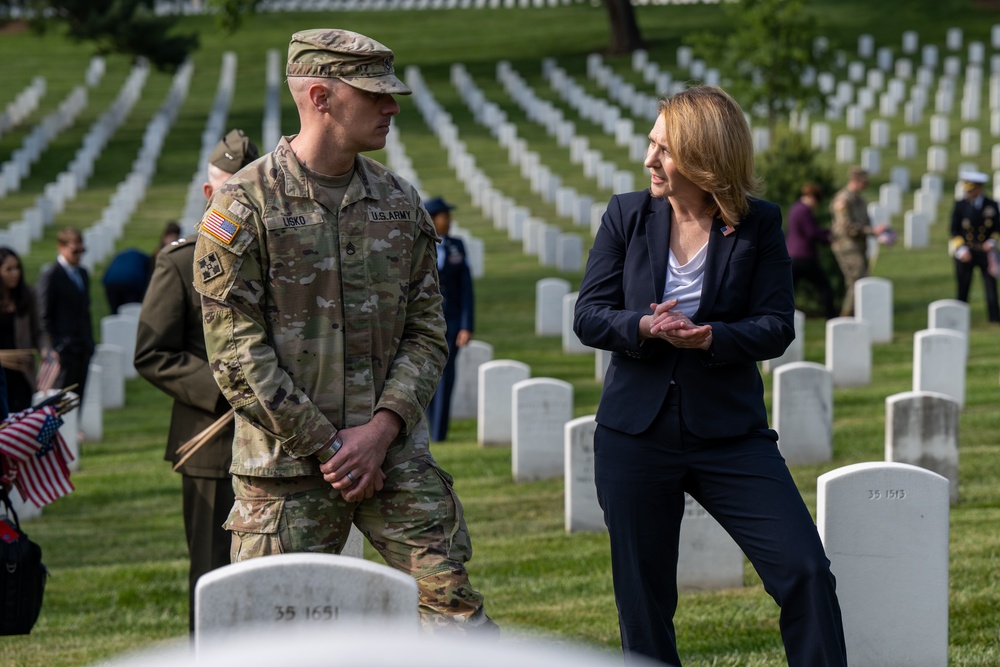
[192, 29, 497, 632]
[830, 166, 885, 316]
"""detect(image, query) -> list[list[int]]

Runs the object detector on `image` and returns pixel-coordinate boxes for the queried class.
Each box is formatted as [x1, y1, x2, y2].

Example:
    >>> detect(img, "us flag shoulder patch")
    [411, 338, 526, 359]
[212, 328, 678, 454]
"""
[203, 208, 241, 245]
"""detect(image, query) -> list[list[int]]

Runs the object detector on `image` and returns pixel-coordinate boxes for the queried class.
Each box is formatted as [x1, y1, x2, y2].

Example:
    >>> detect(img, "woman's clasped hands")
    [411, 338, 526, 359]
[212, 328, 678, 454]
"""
[642, 299, 713, 350]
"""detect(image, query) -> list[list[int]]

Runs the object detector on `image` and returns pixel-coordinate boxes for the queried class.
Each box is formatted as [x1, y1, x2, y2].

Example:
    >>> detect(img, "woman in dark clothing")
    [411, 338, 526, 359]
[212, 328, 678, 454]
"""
[0, 247, 52, 412]
[786, 183, 837, 319]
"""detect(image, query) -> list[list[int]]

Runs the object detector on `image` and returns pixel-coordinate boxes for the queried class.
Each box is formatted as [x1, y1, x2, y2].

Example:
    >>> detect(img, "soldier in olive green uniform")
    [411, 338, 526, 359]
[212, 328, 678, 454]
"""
[192, 29, 496, 632]
[949, 170, 1000, 323]
[830, 167, 885, 316]
[135, 129, 259, 631]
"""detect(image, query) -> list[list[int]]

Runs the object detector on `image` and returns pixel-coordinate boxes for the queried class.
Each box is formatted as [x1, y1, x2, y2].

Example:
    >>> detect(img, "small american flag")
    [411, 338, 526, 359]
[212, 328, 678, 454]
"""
[202, 209, 241, 245]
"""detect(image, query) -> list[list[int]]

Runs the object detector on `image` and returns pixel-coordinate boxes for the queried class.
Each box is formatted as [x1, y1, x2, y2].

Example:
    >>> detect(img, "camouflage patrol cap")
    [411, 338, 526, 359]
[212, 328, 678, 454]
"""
[286, 29, 411, 95]
[208, 129, 260, 174]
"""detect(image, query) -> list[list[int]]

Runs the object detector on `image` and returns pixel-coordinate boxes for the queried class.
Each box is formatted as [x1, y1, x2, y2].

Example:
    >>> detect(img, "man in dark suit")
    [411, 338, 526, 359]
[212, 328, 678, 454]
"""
[425, 197, 474, 442]
[134, 128, 258, 631]
[36, 227, 95, 399]
[950, 170, 1000, 322]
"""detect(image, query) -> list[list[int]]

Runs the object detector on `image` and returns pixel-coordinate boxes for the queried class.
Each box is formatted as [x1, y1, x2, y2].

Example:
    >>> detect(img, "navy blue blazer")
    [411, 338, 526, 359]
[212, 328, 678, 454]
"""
[574, 190, 794, 440]
[439, 236, 474, 335]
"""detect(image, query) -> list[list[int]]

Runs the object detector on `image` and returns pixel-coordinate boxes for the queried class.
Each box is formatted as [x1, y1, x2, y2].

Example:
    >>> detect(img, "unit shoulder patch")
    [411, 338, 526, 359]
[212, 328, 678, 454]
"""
[196, 251, 224, 283]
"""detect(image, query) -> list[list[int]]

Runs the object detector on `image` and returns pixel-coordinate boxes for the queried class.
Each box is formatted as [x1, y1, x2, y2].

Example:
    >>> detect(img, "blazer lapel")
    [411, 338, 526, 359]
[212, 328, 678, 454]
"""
[647, 196, 671, 303]
[694, 217, 738, 321]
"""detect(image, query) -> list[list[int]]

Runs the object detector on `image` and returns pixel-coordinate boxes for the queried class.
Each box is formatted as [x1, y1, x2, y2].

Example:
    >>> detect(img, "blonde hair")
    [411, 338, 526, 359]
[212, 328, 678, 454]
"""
[657, 86, 762, 227]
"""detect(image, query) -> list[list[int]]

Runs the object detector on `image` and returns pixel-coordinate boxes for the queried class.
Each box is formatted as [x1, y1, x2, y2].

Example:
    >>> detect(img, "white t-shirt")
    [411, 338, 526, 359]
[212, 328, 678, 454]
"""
[663, 241, 708, 319]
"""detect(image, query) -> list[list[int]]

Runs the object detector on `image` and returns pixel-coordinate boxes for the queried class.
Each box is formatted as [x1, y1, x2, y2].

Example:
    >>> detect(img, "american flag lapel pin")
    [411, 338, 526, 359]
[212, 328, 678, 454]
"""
[721, 225, 736, 236]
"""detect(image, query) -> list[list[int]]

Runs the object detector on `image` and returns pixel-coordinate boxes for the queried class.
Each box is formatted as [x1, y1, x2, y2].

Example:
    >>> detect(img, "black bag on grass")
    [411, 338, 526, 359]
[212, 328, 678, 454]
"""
[0, 489, 47, 635]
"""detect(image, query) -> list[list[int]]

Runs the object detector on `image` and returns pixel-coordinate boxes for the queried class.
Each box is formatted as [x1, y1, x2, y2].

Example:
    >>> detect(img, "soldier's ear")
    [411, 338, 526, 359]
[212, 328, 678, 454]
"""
[308, 82, 330, 112]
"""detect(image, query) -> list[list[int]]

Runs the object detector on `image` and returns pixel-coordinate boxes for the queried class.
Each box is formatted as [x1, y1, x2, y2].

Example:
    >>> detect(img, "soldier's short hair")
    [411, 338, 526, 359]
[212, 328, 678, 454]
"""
[286, 29, 410, 95]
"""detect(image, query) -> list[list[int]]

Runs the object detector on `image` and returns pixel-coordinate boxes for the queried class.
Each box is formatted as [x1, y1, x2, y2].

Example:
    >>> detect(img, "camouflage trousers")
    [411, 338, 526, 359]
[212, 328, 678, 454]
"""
[832, 244, 868, 317]
[227, 456, 498, 634]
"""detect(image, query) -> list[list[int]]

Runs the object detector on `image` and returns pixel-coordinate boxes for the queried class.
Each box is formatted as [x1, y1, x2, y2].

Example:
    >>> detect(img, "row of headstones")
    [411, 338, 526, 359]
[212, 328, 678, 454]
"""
[0, 86, 89, 199]
[457, 64, 620, 249]
[0, 76, 45, 140]
[821, 60, 1000, 122]
[185, 460, 946, 667]
[497, 61, 640, 191]
[406, 65, 589, 273]
[465, 355, 949, 666]
[540, 61, 654, 165]
[0, 57, 105, 199]
[180, 52, 238, 237]
[0, 61, 148, 259]
[81, 60, 195, 273]
[584, 53, 670, 124]
[528, 275, 974, 470]
[767, 281, 969, 395]
[153, 0, 607, 15]
[183, 324, 952, 662]
[448, 62, 606, 236]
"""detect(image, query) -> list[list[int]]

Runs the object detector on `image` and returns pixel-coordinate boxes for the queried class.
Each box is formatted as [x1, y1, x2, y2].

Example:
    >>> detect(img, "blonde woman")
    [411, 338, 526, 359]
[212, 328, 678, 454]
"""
[574, 86, 847, 667]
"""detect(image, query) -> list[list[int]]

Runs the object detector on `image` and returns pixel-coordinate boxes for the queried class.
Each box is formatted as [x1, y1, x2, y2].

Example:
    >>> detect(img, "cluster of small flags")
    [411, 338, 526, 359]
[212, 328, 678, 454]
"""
[0, 405, 75, 507]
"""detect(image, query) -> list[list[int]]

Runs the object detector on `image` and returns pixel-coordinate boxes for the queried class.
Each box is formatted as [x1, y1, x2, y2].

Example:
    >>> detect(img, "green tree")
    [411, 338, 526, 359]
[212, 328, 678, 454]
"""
[755, 129, 834, 212]
[0, 0, 260, 70]
[690, 0, 825, 131]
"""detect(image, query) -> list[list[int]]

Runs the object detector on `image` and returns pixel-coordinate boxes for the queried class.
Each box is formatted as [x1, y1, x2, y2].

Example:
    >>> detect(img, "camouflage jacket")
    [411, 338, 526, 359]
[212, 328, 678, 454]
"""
[830, 187, 871, 251]
[193, 136, 447, 477]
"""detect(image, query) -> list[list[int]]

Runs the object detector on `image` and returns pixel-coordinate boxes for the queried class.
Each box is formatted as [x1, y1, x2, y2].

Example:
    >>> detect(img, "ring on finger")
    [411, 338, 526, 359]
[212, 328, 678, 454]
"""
[346, 471, 357, 485]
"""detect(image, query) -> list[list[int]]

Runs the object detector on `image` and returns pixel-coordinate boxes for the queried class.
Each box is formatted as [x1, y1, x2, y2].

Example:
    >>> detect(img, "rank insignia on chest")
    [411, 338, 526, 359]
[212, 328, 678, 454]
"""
[203, 208, 241, 245]
[197, 251, 224, 282]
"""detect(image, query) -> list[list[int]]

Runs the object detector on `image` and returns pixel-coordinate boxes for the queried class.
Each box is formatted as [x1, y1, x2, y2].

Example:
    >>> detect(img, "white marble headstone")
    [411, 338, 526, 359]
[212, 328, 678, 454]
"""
[194, 554, 418, 647]
[677, 494, 744, 591]
[762, 310, 805, 373]
[512, 378, 573, 482]
[564, 415, 603, 533]
[536, 278, 570, 336]
[561, 292, 590, 355]
[885, 391, 960, 504]
[79, 362, 103, 441]
[927, 298, 970, 336]
[825, 318, 872, 387]
[817, 462, 949, 667]
[913, 329, 966, 408]
[450, 340, 493, 420]
[101, 314, 139, 379]
[477, 360, 530, 447]
[855, 277, 893, 343]
[93, 343, 126, 409]
[773, 362, 833, 466]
